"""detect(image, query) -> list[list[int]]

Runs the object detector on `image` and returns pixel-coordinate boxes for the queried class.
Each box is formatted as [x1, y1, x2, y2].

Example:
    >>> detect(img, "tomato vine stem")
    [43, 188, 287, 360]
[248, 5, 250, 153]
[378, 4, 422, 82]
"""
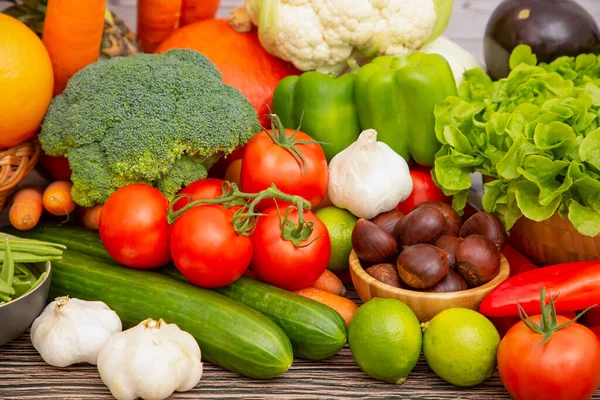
[167, 182, 314, 244]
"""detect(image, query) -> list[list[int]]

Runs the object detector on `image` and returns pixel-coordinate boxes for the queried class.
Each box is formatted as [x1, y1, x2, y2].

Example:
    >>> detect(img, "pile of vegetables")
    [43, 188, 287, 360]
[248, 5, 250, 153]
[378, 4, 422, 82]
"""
[432, 45, 600, 237]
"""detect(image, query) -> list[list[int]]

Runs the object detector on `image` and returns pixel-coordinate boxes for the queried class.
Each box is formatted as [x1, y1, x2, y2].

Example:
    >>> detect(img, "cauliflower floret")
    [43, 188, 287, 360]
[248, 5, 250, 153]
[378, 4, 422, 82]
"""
[246, 0, 443, 74]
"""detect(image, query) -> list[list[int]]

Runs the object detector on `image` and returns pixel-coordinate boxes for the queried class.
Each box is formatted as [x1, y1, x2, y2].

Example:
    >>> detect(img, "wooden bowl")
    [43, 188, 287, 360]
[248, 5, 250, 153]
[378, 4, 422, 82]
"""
[349, 251, 510, 323]
[508, 212, 600, 266]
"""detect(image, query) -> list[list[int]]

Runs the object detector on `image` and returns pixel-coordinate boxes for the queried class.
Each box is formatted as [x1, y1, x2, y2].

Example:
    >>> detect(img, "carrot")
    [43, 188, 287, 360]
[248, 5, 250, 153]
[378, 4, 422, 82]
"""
[137, 0, 183, 53]
[180, 0, 220, 27]
[42, 181, 76, 217]
[9, 187, 43, 231]
[294, 287, 358, 326]
[80, 205, 103, 230]
[42, 0, 106, 96]
[311, 269, 346, 296]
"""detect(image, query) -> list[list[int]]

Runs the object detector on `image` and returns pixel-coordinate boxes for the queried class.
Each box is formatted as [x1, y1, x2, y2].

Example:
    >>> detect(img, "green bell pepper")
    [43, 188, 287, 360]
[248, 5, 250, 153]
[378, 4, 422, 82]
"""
[355, 52, 457, 166]
[272, 72, 361, 161]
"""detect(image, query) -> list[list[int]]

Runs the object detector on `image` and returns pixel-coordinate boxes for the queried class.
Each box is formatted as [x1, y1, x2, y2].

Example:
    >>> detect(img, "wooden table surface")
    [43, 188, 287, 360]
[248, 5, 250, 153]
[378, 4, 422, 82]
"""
[2, 287, 600, 400]
[0, 289, 506, 400]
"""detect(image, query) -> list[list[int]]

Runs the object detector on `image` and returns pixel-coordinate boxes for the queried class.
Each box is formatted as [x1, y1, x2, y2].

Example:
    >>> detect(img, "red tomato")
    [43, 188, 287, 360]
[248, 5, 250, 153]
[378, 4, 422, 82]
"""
[170, 204, 252, 288]
[172, 178, 226, 212]
[208, 146, 245, 179]
[99, 184, 171, 269]
[396, 170, 450, 214]
[250, 206, 331, 291]
[498, 315, 600, 400]
[39, 153, 72, 181]
[241, 128, 328, 210]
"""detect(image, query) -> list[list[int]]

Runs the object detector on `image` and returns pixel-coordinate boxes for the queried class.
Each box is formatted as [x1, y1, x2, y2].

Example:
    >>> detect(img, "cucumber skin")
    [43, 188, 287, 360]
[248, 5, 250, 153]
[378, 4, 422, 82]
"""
[13, 225, 348, 360]
[47, 250, 294, 379]
[217, 277, 347, 360]
[163, 269, 347, 360]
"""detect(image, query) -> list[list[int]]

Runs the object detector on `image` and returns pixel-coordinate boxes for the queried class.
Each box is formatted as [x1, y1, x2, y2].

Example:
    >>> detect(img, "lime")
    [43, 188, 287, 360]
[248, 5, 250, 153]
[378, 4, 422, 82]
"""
[422, 308, 500, 387]
[348, 298, 422, 384]
[315, 206, 357, 272]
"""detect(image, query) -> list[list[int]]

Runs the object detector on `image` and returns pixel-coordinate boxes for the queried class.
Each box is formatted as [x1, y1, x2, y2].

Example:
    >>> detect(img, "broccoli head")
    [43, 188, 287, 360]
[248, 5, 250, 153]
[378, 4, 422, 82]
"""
[40, 49, 261, 207]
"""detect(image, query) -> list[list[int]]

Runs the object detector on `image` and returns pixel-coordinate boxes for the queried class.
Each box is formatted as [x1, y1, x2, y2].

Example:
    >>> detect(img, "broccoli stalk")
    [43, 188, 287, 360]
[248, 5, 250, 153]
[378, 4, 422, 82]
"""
[40, 49, 261, 207]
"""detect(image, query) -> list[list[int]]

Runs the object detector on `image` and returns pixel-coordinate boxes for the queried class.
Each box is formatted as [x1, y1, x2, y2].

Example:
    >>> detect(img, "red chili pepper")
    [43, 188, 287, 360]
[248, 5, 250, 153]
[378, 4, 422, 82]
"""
[479, 260, 600, 318]
[501, 244, 538, 277]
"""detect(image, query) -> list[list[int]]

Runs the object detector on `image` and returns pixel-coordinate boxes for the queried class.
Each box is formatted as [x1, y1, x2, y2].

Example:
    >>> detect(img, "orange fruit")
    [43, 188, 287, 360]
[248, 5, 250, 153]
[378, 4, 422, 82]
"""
[0, 14, 54, 148]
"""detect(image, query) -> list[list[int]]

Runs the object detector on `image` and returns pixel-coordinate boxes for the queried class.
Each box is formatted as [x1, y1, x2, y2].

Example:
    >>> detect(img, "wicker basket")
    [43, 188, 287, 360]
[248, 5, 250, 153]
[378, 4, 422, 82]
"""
[481, 176, 600, 266]
[508, 212, 600, 266]
[0, 139, 41, 213]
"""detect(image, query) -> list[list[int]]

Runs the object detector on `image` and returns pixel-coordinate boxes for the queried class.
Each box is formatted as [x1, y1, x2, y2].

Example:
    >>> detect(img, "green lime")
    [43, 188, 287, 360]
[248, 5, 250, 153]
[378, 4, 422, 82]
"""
[422, 308, 500, 387]
[315, 206, 358, 272]
[348, 298, 422, 384]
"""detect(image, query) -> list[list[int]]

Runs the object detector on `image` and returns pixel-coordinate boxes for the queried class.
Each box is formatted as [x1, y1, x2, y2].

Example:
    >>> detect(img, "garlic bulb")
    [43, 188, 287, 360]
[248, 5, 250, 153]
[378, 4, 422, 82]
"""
[30, 296, 122, 367]
[328, 129, 413, 219]
[97, 318, 203, 400]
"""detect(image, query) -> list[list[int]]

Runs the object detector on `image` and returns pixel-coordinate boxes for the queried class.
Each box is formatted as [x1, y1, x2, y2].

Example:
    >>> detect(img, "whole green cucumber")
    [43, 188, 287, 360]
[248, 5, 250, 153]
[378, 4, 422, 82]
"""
[163, 269, 347, 360]
[49, 250, 293, 379]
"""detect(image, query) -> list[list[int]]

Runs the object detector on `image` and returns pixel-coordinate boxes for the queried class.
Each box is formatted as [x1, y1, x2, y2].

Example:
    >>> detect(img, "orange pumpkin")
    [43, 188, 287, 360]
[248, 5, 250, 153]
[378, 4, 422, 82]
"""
[156, 19, 300, 127]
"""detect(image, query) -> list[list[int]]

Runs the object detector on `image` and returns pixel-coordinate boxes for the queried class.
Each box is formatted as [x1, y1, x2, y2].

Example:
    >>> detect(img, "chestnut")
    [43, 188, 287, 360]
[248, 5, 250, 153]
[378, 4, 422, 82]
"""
[435, 236, 463, 268]
[459, 212, 507, 250]
[415, 201, 461, 237]
[352, 219, 398, 264]
[394, 206, 446, 246]
[396, 244, 449, 289]
[371, 210, 404, 237]
[456, 235, 501, 287]
[365, 263, 403, 288]
[422, 269, 468, 293]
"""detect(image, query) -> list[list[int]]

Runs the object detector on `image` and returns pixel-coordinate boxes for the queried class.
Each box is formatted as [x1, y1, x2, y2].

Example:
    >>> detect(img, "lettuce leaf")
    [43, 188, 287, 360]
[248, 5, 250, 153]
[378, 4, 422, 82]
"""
[432, 45, 600, 237]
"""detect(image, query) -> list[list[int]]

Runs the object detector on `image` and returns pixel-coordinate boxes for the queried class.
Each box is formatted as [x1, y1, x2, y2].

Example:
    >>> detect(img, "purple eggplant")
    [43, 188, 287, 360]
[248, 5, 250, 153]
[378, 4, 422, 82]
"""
[484, 0, 600, 80]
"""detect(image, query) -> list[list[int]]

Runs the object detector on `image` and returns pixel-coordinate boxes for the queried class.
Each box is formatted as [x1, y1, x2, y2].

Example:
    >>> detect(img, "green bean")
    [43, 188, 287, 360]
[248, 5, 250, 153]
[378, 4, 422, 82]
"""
[0, 278, 15, 295]
[0, 233, 66, 249]
[1, 239, 14, 287]
[0, 242, 63, 256]
[22, 272, 47, 297]
[0, 252, 62, 263]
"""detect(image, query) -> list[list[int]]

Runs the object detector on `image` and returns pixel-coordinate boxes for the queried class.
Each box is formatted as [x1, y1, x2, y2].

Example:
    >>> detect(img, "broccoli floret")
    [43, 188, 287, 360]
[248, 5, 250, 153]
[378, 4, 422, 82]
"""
[40, 49, 261, 206]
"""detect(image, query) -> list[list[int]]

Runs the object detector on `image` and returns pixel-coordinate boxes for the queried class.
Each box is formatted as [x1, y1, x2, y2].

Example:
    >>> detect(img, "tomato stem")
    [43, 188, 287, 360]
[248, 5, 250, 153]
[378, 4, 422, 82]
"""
[517, 287, 596, 345]
[167, 182, 314, 241]
[262, 113, 325, 175]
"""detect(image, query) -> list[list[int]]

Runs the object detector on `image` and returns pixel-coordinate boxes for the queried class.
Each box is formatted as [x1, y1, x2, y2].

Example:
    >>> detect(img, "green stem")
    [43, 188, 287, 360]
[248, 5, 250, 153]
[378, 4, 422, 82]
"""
[517, 287, 595, 345]
[262, 113, 325, 175]
[167, 182, 314, 244]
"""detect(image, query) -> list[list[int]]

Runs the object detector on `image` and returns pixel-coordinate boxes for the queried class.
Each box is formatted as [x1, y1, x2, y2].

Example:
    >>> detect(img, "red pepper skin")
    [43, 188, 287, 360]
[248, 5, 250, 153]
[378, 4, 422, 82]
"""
[479, 260, 600, 318]
[501, 244, 538, 277]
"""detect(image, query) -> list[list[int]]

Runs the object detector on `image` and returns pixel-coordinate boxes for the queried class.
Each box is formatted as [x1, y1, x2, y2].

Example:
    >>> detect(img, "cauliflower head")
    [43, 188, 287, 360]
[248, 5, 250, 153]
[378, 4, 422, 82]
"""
[245, 0, 453, 73]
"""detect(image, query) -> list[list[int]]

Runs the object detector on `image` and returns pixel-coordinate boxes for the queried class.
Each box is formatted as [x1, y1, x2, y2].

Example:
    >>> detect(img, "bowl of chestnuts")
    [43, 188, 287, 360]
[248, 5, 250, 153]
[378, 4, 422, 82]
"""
[349, 201, 510, 322]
